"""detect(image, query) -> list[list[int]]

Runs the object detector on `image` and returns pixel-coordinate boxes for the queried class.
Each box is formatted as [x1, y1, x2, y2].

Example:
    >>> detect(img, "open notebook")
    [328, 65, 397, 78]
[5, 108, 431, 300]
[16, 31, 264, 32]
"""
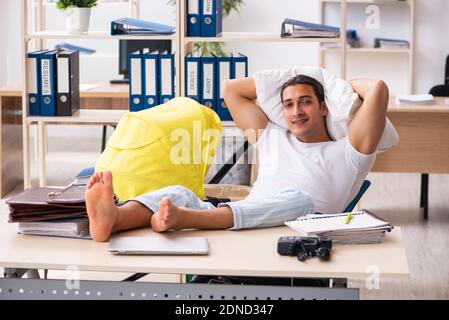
[285, 210, 393, 243]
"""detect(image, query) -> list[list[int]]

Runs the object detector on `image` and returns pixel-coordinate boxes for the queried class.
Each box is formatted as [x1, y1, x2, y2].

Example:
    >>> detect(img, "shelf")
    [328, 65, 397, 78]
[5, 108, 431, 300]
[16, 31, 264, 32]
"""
[26, 31, 176, 41]
[185, 32, 343, 43]
[24, 110, 240, 127]
[321, 47, 410, 54]
[25, 109, 127, 125]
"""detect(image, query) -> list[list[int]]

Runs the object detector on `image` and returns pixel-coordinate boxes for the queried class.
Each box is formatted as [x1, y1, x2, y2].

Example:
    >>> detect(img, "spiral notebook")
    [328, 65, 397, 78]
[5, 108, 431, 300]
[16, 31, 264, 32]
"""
[285, 210, 393, 237]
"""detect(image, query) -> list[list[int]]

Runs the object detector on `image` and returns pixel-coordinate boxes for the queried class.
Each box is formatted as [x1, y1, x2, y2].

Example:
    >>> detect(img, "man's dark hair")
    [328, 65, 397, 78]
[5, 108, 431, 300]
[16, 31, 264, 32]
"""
[280, 74, 325, 104]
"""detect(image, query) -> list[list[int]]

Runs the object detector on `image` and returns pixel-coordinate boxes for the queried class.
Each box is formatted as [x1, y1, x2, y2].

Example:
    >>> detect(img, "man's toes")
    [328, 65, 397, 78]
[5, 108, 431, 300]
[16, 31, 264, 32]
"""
[93, 172, 100, 182]
[87, 178, 95, 189]
[103, 171, 113, 185]
[98, 171, 104, 183]
[160, 197, 171, 206]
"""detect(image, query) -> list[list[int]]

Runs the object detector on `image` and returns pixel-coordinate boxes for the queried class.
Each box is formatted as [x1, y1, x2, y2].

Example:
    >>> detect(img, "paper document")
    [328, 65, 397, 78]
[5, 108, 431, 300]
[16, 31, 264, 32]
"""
[285, 210, 392, 235]
[396, 94, 435, 105]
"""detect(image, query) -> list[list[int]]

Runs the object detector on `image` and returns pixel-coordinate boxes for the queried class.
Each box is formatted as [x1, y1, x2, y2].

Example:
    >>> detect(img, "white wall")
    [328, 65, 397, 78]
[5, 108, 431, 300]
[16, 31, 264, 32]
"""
[1, 0, 448, 92]
[0, 0, 22, 87]
[0, 0, 448, 142]
[414, 1, 449, 93]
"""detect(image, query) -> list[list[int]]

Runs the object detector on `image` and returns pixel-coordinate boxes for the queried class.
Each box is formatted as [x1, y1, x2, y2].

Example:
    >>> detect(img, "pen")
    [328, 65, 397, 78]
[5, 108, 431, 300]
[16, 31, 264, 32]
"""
[345, 212, 353, 224]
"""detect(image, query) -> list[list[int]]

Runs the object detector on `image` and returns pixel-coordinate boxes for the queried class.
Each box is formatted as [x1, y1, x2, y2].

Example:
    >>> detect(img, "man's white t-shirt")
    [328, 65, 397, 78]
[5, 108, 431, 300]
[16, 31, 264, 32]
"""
[248, 122, 377, 214]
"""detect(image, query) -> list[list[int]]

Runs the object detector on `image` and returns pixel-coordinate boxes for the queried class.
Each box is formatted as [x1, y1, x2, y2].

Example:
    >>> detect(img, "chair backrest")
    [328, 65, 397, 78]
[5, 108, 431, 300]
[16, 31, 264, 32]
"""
[445, 54, 449, 84]
[428, 54, 449, 96]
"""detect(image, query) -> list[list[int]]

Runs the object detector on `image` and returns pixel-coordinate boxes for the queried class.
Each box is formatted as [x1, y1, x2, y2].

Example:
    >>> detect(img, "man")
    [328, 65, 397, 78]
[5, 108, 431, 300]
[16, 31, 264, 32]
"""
[85, 74, 389, 242]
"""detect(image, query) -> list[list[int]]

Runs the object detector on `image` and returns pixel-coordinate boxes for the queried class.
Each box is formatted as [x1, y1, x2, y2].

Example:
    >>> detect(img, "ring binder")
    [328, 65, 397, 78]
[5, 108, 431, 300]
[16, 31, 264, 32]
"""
[111, 18, 175, 36]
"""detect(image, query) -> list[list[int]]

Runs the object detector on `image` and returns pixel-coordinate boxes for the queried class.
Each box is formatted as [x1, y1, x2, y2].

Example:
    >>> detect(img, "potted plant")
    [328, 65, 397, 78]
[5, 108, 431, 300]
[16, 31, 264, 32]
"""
[56, 0, 98, 33]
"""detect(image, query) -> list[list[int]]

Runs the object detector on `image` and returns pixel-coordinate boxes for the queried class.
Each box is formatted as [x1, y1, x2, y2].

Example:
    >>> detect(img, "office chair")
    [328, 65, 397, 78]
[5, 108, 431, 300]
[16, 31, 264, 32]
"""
[421, 54, 449, 220]
[101, 125, 116, 152]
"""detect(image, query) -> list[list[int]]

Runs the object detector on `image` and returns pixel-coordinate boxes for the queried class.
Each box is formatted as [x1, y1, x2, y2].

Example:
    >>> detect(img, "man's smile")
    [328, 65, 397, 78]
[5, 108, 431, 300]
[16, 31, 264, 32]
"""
[292, 118, 308, 125]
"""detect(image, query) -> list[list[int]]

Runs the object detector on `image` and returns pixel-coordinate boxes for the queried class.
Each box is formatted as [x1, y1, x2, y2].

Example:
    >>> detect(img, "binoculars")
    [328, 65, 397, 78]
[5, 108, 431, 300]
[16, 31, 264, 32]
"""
[277, 236, 332, 262]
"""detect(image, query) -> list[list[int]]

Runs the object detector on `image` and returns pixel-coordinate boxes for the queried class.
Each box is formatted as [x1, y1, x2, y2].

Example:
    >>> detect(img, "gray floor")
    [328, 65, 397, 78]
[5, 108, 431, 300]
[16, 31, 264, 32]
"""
[1, 135, 449, 299]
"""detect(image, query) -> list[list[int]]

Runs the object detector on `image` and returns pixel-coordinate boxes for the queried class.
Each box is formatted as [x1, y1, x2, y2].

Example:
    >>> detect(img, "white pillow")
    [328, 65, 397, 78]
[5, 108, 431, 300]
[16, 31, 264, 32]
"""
[253, 66, 398, 152]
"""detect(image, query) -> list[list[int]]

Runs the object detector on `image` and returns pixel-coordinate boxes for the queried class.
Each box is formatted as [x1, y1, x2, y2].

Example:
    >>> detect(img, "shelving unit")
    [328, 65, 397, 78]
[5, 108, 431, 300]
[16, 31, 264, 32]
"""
[20, 0, 350, 188]
[319, 0, 414, 93]
[179, 0, 348, 97]
[26, 31, 176, 41]
[20, 0, 181, 188]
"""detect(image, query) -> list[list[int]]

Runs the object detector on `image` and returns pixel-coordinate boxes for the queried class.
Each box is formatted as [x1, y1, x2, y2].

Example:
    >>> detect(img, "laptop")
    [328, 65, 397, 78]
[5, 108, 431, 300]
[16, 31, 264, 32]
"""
[108, 236, 209, 255]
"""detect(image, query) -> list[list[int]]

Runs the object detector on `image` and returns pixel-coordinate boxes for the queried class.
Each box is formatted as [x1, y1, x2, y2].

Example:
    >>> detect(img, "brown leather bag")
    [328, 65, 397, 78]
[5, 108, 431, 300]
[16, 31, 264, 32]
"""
[6, 186, 87, 223]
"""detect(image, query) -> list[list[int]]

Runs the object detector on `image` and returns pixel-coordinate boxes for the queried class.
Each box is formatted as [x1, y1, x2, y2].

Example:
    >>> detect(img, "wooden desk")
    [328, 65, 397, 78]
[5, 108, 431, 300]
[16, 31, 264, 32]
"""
[373, 97, 449, 173]
[0, 216, 409, 299]
[0, 90, 23, 197]
[0, 83, 129, 110]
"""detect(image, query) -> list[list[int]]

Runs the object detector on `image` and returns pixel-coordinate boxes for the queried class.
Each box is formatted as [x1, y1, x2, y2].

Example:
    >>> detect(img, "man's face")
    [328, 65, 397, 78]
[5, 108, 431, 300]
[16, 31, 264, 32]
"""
[282, 84, 328, 142]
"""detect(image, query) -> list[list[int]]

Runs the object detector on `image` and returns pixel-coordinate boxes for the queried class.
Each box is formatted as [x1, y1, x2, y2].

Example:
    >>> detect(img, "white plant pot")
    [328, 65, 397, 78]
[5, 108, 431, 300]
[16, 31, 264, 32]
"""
[65, 7, 91, 33]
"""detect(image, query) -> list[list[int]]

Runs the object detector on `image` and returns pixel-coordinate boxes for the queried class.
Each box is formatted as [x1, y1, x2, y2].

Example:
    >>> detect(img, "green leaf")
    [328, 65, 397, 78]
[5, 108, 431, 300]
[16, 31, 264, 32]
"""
[222, 0, 245, 17]
[194, 42, 227, 57]
[56, 0, 98, 10]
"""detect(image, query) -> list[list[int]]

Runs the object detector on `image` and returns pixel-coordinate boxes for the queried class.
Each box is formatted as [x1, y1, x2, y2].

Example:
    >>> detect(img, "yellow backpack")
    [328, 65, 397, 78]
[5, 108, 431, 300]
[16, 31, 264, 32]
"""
[95, 97, 222, 201]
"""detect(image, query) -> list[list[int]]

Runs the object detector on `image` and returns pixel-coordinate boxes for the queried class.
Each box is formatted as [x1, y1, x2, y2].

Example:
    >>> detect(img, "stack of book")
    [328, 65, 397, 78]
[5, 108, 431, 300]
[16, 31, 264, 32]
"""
[6, 185, 90, 239]
[18, 218, 91, 239]
[285, 210, 393, 244]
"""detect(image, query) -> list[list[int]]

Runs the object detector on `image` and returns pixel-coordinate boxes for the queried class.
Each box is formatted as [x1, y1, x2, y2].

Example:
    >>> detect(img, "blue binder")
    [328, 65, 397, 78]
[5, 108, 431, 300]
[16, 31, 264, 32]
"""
[187, 0, 201, 36]
[232, 53, 248, 80]
[55, 43, 96, 55]
[129, 51, 144, 112]
[40, 49, 59, 117]
[281, 18, 340, 38]
[159, 52, 175, 104]
[185, 54, 202, 103]
[142, 51, 160, 109]
[27, 49, 48, 116]
[201, 0, 222, 37]
[200, 54, 217, 110]
[215, 55, 233, 120]
[111, 18, 175, 35]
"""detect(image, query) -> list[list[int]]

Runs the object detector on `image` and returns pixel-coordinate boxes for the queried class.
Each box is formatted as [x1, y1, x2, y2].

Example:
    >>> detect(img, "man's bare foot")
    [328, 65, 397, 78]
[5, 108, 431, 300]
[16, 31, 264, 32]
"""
[151, 197, 190, 232]
[85, 171, 119, 242]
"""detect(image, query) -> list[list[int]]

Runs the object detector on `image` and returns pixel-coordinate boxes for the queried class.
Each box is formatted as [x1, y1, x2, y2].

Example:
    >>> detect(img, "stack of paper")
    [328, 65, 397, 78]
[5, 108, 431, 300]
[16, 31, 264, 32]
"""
[285, 210, 393, 244]
[18, 217, 91, 239]
[395, 94, 435, 105]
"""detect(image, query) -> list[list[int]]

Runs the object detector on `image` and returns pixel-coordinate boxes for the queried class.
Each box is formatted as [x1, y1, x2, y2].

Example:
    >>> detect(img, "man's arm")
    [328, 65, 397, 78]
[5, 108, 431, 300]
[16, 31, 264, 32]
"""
[222, 77, 268, 144]
[348, 79, 389, 155]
